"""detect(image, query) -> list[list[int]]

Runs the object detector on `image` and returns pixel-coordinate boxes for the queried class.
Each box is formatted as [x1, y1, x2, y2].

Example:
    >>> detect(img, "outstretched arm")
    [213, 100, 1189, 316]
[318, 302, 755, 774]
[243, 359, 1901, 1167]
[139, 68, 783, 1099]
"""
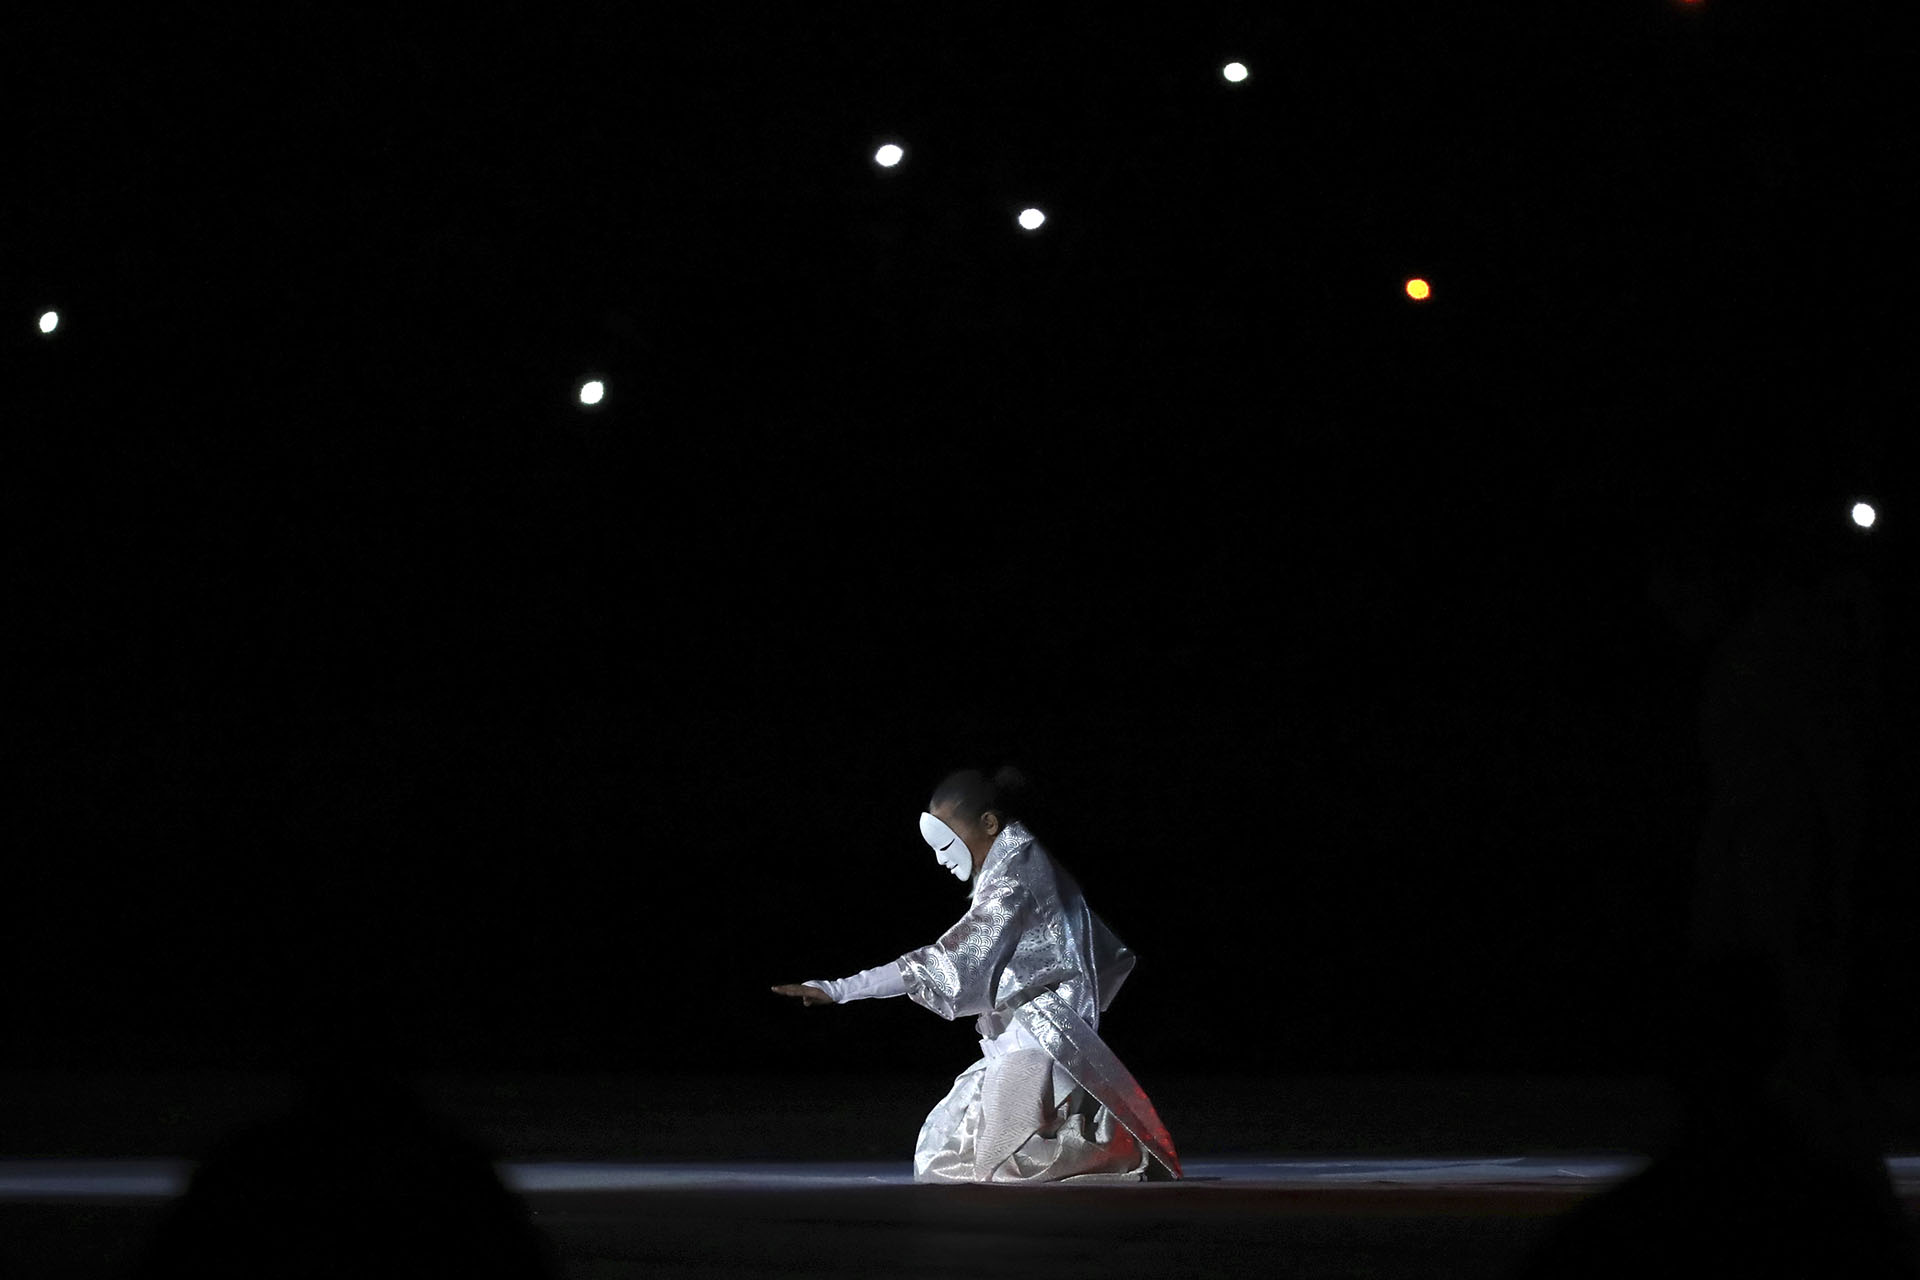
[771, 963, 909, 1006]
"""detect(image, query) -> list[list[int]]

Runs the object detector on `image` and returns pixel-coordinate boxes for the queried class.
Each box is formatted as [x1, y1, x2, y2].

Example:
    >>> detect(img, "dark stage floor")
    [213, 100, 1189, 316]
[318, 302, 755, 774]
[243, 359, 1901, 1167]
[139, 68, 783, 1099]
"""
[6, 1072, 1919, 1278]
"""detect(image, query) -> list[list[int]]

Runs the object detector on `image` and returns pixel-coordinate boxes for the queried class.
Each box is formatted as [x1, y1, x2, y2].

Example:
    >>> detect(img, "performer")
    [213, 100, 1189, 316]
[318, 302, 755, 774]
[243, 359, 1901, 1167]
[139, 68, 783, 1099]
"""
[773, 767, 1180, 1184]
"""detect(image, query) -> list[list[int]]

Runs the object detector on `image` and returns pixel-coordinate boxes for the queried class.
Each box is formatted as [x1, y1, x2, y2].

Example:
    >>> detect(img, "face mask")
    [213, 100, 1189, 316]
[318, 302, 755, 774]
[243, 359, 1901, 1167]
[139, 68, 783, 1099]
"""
[920, 812, 972, 882]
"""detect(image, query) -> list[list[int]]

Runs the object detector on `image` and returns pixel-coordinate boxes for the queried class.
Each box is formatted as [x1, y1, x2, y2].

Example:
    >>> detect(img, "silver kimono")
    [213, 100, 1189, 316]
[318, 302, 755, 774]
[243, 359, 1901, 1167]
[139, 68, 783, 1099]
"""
[896, 822, 1181, 1183]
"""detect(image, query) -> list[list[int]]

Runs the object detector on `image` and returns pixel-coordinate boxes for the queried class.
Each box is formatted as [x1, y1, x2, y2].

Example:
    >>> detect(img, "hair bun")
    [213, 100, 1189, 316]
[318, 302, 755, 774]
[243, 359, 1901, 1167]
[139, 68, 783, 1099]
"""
[930, 766, 1035, 831]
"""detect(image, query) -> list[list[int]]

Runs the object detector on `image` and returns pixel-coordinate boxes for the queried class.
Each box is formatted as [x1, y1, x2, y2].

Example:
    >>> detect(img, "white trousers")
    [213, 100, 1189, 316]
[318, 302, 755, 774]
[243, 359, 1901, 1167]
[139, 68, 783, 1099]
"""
[912, 1025, 1154, 1184]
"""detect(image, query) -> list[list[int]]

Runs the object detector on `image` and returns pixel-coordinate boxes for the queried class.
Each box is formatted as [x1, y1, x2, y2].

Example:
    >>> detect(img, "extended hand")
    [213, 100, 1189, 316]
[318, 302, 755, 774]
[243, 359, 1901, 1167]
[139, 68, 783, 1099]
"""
[771, 983, 833, 1007]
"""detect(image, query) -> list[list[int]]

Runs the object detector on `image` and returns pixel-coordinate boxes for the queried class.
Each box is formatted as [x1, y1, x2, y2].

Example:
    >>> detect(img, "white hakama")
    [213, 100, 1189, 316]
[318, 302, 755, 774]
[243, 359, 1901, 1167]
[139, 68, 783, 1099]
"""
[914, 1041, 1160, 1183]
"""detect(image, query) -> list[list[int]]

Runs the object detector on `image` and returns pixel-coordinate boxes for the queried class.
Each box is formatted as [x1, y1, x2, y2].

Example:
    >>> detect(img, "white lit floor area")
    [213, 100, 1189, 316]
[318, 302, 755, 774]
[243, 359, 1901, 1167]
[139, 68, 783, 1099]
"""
[5, 1155, 1920, 1279]
[19, 1152, 1920, 1198]
[6, 1073, 1919, 1278]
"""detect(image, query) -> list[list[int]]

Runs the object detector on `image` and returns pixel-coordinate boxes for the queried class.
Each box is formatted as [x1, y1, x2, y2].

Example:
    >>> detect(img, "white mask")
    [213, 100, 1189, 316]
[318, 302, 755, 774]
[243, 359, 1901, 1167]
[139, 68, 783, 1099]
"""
[920, 812, 972, 882]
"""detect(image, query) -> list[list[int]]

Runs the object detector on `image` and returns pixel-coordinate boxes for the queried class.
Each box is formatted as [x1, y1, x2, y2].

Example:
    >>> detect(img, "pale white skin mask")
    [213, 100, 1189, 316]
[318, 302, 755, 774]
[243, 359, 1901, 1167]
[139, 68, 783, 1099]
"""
[920, 811, 971, 881]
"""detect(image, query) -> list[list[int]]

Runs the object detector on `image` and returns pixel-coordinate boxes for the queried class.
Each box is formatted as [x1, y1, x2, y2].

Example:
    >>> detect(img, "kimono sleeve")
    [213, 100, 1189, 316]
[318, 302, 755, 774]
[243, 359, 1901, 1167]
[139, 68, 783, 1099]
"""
[895, 876, 1032, 1021]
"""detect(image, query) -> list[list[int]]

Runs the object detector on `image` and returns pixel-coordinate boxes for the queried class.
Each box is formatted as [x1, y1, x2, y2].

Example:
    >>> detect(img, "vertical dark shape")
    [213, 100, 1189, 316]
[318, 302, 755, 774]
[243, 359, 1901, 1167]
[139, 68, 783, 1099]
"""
[1520, 512, 1916, 1277]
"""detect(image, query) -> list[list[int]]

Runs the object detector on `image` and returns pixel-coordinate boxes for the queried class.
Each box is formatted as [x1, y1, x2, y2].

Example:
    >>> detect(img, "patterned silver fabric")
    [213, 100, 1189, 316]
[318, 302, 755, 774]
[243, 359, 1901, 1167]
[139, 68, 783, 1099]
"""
[897, 822, 1181, 1182]
[914, 1050, 1156, 1184]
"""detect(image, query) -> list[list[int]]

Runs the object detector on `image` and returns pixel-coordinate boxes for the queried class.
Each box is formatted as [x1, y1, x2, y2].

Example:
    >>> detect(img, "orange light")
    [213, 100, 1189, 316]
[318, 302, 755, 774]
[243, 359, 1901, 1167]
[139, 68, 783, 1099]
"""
[1405, 277, 1431, 301]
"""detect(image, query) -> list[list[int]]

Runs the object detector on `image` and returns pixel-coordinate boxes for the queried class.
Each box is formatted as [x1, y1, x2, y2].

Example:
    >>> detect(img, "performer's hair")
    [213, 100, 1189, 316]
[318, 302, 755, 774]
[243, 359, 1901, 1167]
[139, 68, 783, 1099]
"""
[930, 765, 1030, 829]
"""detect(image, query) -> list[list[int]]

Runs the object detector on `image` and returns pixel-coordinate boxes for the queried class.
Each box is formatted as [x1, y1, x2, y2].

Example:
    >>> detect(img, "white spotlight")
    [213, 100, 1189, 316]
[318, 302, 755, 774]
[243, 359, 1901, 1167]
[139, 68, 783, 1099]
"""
[38, 310, 60, 335]
[1222, 61, 1249, 83]
[1017, 207, 1047, 231]
[578, 379, 605, 407]
[874, 143, 904, 168]
[1851, 501, 1877, 530]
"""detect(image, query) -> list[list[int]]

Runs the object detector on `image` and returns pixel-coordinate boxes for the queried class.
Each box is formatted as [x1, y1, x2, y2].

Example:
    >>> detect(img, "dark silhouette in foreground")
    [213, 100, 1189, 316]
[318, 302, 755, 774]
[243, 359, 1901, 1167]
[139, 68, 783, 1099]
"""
[1522, 509, 1916, 1277]
[134, 1062, 554, 1280]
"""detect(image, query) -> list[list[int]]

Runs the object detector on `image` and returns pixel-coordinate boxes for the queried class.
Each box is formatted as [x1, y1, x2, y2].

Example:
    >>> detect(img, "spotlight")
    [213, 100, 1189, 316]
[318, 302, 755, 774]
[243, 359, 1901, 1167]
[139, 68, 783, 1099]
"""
[38, 310, 60, 335]
[578, 379, 606, 407]
[874, 143, 905, 168]
[1405, 277, 1432, 301]
[1222, 62, 1249, 83]
[1017, 207, 1047, 232]
[1851, 501, 1877, 530]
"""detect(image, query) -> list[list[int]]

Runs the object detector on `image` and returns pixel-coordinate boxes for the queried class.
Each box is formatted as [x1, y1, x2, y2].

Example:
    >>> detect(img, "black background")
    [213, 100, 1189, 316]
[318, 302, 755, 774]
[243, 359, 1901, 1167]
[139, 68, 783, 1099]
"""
[5, 4, 1914, 1086]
